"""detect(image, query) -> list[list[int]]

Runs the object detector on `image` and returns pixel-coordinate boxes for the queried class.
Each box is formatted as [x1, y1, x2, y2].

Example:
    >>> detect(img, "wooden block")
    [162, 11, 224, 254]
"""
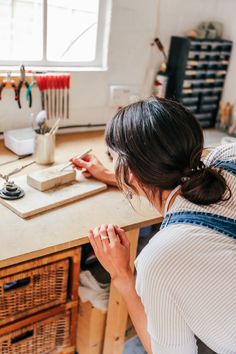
[76, 301, 107, 354]
[27, 164, 76, 191]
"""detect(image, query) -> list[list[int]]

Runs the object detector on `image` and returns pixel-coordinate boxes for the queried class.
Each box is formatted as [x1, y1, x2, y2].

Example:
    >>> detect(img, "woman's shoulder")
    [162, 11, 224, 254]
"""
[204, 142, 236, 166]
[135, 224, 200, 273]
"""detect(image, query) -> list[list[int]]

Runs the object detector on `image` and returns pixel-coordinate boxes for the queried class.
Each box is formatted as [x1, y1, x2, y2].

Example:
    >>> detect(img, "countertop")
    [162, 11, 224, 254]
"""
[0, 131, 161, 269]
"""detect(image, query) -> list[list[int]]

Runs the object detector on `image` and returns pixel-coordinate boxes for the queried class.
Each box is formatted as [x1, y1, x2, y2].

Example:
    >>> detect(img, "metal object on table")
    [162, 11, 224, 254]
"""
[60, 148, 92, 171]
[34, 133, 55, 165]
[0, 154, 32, 167]
[0, 181, 24, 200]
[0, 160, 35, 200]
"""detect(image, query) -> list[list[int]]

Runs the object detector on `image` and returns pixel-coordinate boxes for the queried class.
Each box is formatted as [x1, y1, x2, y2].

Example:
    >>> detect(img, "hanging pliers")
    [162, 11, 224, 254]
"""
[0, 80, 6, 100]
[17, 65, 32, 108]
[0, 73, 18, 103]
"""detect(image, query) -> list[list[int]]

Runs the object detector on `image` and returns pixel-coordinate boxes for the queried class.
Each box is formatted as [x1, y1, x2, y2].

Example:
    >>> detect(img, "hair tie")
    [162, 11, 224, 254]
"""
[181, 176, 190, 183]
[181, 161, 206, 183]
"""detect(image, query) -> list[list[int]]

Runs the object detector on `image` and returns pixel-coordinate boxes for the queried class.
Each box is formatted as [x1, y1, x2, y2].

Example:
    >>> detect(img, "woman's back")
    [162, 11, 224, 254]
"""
[135, 143, 236, 354]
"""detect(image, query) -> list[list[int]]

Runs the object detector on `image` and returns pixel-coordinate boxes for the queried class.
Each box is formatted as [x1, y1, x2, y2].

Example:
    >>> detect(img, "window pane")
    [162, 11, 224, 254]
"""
[47, 0, 99, 62]
[0, 0, 43, 61]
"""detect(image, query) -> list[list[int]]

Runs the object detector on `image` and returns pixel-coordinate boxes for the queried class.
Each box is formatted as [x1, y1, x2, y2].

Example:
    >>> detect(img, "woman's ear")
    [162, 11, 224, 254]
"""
[129, 171, 137, 185]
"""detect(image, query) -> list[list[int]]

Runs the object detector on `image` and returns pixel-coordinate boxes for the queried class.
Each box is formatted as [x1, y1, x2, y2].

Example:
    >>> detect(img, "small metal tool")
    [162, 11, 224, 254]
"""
[60, 148, 92, 171]
[0, 160, 35, 200]
[0, 154, 32, 167]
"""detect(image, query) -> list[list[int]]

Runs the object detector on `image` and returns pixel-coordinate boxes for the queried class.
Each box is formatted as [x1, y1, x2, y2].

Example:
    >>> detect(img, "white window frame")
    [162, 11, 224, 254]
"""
[0, 0, 110, 68]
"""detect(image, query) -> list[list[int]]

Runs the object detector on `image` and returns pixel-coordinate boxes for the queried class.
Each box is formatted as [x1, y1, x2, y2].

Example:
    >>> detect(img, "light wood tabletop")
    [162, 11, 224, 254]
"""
[0, 131, 162, 269]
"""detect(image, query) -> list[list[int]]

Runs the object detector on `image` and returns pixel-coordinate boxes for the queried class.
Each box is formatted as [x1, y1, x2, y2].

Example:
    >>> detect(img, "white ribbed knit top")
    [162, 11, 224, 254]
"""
[135, 143, 236, 354]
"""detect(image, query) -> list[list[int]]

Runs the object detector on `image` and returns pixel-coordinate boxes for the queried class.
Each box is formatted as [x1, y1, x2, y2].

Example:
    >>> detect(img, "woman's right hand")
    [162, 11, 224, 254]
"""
[71, 154, 117, 186]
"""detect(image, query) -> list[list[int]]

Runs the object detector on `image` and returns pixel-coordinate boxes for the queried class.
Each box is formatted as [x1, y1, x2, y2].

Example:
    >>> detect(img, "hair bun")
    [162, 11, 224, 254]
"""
[181, 167, 231, 205]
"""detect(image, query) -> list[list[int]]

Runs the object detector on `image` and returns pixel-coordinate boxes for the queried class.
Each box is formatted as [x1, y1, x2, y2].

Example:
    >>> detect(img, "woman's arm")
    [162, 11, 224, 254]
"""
[89, 224, 152, 354]
[71, 154, 117, 186]
[114, 272, 152, 354]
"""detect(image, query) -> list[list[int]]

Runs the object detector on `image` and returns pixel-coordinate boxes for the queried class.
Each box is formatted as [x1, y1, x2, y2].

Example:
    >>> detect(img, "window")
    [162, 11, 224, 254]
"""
[0, 0, 109, 67]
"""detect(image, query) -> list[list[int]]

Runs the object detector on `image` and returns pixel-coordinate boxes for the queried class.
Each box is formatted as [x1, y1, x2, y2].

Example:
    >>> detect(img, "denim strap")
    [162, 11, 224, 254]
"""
[213, 160, 236, 176]
[160, 160, 236, 239]
[161, 211, 236, 239]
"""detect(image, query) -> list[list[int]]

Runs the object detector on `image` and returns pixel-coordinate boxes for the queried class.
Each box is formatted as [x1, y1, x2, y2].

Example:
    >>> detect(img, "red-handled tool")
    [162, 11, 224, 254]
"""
[65, 74, 70, 119]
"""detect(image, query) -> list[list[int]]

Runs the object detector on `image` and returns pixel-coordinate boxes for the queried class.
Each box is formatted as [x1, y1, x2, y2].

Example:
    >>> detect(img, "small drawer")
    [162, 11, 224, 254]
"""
[185, 105, 198, 113]
[201, 95, 219, 103]
[0, 309, 71, 354]
[0, 259, 69, 326]
[199, 103, 217, 112]
[181, 96, 199, 104]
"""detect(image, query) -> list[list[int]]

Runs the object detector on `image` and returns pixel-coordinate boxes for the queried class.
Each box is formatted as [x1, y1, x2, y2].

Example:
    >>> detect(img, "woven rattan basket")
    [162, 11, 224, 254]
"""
[0, 259, 69, 326]
[0, 309, 71, 353]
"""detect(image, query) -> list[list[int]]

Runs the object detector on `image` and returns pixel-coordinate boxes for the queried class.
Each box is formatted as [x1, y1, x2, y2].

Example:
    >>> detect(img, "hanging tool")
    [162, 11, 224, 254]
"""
[0, 80, 6, 100]
[26, 72, 37, 105]
[0, 73, 18, 104]
[58, 75, 63, 118]
[54, 75, 59, 118]
[62, 75, 66, 118]
[48, 75, 53, 119]
[17, 65, 32, 108]
[52, 75, 57, 119]
[151, 38, 168, 73]
[8, 73, 18, 103]
[65, 74, 70, 119]
[44, 75, 50, 119]
[36, 75, 45, 110]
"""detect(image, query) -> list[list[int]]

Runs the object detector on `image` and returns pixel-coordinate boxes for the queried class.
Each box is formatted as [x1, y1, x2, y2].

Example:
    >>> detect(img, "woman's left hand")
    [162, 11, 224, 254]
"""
[89, 224, 132, 286]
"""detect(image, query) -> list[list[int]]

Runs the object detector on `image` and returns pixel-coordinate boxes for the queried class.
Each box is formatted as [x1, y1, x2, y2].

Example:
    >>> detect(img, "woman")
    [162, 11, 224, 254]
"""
[72, 97, 236, 354]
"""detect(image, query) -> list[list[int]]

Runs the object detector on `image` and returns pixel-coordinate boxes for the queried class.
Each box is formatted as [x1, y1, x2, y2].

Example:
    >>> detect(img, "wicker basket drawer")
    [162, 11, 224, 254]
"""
[0, 309, 71, 354]
[0, 259, 69, 326]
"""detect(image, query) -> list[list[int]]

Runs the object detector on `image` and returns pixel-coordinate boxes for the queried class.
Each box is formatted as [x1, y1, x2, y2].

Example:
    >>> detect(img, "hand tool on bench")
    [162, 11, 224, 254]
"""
[60, 148, 92, 171]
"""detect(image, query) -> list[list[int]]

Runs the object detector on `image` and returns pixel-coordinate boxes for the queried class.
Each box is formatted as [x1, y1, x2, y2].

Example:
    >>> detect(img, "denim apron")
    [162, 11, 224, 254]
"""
[160, 160, 236, 239]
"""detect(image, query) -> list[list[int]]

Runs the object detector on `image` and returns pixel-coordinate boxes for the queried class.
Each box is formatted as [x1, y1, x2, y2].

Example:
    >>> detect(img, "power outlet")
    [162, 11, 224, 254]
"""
[109, 85, 140, 107]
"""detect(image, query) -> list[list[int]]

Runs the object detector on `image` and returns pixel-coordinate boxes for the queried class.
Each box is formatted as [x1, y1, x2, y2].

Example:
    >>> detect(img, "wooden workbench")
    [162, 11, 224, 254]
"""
[0, 131, 162, 354]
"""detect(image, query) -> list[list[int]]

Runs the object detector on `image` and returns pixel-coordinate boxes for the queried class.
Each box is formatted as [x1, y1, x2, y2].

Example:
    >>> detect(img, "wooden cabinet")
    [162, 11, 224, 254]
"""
[0, 248, 81, 354]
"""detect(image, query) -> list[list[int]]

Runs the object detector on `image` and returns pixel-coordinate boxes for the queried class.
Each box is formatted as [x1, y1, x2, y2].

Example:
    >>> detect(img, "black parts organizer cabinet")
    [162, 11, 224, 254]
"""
[165, 36, 232, 127]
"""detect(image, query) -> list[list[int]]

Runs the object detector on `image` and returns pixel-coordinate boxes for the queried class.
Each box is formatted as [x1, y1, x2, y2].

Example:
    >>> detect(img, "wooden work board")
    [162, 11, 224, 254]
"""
[0, 171, 107, 219]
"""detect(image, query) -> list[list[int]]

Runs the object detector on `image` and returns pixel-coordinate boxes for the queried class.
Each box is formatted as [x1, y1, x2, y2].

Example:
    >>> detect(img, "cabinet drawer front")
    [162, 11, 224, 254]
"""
[0, 259, 69, 325]
[0, 309, 71, 354]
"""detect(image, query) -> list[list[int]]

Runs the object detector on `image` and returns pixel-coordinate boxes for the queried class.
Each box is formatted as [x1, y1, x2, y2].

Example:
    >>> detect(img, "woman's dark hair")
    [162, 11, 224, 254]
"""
[105, 96, 231, 205]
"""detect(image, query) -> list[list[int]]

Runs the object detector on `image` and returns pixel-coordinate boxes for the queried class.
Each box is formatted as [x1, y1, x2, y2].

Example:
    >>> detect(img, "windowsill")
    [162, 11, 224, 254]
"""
[0, 65, 108, 73]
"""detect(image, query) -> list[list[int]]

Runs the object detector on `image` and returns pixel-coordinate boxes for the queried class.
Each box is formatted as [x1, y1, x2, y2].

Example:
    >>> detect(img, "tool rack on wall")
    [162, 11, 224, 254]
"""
[0, 66, 71, 119]
[165, 36, 232, 128]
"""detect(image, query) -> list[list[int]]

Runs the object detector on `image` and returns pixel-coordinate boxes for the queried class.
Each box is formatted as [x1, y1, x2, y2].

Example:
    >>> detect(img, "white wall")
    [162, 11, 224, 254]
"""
[0, 0, 236, 133]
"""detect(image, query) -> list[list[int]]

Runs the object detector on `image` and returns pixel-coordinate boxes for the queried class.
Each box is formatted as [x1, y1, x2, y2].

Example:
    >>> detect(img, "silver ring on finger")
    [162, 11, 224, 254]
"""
[100, 233, 109, 240]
